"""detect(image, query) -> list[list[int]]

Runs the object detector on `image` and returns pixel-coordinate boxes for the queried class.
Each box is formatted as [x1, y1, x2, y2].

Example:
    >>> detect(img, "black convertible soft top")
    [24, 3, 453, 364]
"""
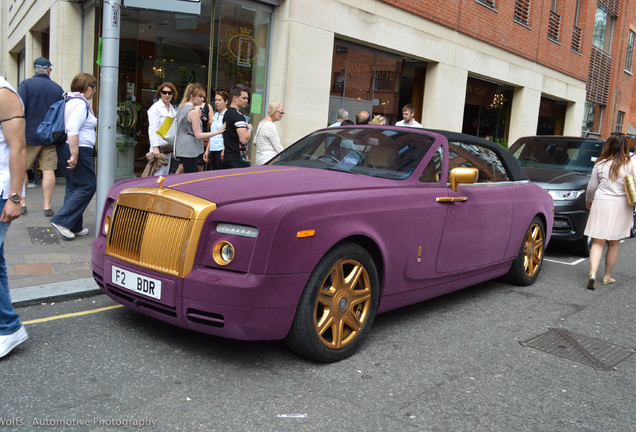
[425, 129, 529, 181]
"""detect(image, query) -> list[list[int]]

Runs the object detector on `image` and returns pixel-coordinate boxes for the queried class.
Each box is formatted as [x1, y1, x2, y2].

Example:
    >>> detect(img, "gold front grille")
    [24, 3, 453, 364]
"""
[105, 187, 217, 278]
[108, 206, 190, 275]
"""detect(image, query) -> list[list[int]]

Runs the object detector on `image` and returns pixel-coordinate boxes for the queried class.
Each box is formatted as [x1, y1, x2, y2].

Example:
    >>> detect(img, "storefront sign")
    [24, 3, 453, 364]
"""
[123, 0, 201, 15]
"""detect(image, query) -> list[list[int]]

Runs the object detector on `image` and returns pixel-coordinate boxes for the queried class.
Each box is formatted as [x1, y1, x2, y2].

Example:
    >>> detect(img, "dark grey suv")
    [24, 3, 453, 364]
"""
[509, 135, 635, 256]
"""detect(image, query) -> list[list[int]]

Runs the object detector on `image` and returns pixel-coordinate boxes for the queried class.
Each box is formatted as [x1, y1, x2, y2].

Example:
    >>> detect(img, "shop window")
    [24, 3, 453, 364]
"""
[329, 41, 403, 127]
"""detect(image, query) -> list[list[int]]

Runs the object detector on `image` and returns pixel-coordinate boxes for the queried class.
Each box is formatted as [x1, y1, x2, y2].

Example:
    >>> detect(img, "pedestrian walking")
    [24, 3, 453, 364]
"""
[50, 73, 98, 240]
[147, 82, 177, 176]
[254, 101, 285, 165]
[175, 83, 225, 174]
[0, 76, 29, 358]
[395, 104, 422, 128]
[584, 133, 636, 289]
[222, 84, 252, 169]
[17, 57, 64, 217]
[203, 90, 229, 170]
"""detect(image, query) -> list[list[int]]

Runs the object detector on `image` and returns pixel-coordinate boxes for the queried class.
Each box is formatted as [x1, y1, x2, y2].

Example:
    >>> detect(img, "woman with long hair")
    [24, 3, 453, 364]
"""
[584, 133, 636, 289]
[175, 83, 225, 173]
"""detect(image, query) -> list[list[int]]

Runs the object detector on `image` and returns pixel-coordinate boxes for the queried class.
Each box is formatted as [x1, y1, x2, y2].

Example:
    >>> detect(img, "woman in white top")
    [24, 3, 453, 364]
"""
[147, 82, 178, 176]
[203, 90, 229, 170]
[254, 101, 285, 165]
[584, 133, 636, 289]
[50, 73, 98, 240]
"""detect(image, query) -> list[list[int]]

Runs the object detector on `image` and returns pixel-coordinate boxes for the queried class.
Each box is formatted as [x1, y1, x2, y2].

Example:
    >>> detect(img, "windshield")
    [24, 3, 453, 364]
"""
[509, 138, 604, 172]
[268, 127, 435, 180]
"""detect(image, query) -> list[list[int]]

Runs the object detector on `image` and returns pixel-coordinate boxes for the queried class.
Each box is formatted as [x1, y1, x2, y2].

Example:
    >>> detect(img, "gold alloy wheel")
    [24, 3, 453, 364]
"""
[523, 222, 544, 277]
[314, 258, 372, 349]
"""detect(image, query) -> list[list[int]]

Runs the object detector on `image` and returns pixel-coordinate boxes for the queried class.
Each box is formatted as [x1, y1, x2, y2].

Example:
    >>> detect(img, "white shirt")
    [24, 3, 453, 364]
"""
[208, 110, 226, 152]
[0, 77, 23, 199]
[147, 99, 176, 151]
[395, 119, 422, 128]
[64, 93, 97, 148]
[254, 121, 284, 165]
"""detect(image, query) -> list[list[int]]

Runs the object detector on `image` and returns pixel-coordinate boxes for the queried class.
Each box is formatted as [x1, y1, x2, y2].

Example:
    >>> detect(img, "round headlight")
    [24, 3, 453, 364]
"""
[213, 241, 235, 265]
[104, 214, 112, 236]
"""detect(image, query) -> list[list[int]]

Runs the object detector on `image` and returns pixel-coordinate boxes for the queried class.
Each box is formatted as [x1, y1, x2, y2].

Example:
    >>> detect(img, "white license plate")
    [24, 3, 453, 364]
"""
[111, 265, 162, 300]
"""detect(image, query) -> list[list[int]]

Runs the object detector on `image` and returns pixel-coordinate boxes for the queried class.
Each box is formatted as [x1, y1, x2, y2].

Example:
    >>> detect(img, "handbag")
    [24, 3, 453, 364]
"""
[163, 117, 178, 147]
[625, 162, 636, 206]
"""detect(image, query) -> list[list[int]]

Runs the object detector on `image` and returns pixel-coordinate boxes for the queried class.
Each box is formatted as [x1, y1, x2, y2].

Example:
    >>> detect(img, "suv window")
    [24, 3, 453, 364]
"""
[510, 138, 604, 173]
[448, 141, 510, 182]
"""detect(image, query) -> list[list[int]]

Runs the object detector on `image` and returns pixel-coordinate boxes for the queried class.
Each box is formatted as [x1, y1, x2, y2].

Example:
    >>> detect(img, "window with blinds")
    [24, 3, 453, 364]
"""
[514, 0, 531, 26]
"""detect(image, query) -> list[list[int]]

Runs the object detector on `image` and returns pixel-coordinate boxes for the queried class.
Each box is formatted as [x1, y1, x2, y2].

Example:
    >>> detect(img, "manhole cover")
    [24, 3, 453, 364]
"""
[520, 328, 635, 371]
[27, 227, 60, 245]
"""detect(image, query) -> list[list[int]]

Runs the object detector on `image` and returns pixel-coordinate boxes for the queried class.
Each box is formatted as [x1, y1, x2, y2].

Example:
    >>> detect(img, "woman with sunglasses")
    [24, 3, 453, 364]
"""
[147, 82, 178, 176]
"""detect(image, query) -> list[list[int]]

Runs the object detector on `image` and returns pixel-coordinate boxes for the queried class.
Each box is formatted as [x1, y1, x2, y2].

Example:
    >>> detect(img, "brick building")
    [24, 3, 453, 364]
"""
[1, 0, 633, 167]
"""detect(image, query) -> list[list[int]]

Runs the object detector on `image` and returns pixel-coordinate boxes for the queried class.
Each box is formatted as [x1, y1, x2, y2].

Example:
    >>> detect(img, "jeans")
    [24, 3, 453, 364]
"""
[51, 145, 96, 232]
[223, 159, 250, 169]
[0, 199, 21, 335]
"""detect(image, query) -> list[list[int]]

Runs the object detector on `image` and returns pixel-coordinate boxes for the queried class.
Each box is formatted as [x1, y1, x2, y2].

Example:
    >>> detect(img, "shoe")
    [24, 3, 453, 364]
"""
[51, 222, 75, 240]
[0, 326, 28, 358]
[586, 276, 597, 290]
[21, 206, 27, 215]
[43, 208, 54, 217]
[73, 228, 89, 236]
[601, 277, 616, 285]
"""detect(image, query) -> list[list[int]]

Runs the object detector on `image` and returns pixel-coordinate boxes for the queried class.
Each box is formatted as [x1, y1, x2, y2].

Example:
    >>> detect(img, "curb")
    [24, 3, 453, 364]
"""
[12, 278, 102, 307]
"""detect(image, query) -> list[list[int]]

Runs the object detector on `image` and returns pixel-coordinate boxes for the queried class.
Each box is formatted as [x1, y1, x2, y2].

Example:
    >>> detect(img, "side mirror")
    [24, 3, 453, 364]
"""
[449, 167, 478, 191]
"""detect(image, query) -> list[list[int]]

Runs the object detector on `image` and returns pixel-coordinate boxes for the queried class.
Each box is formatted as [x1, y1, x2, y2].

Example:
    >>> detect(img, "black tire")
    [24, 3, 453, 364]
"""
[285, 242, 379, 363]
[630, 209, 636, 238]
[502, 216, 545, 286]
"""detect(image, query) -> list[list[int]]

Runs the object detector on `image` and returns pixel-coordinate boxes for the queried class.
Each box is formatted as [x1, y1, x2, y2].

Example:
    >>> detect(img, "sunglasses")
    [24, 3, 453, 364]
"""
[161, 90, 174, 95]
[89, 84, 96, 90]
[276, 110, 285, 115]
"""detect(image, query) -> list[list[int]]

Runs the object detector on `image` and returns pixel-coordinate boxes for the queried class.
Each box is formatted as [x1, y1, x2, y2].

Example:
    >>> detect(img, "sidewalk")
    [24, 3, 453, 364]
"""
[6, 178, 101, 307]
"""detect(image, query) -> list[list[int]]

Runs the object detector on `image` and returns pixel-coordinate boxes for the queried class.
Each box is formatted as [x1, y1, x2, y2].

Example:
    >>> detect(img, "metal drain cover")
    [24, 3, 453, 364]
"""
[27, 226, 60, 245]
[520, 328, 635, 371]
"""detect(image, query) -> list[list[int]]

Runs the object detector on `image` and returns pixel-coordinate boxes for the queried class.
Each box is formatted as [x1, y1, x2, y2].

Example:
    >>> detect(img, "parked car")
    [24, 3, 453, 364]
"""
[91, 127, 554, 362]
[509, 135, 608, 256]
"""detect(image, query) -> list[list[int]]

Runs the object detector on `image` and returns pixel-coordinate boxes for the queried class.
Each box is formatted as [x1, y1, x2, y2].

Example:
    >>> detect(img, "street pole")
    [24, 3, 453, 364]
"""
[95, 0, 121, 230]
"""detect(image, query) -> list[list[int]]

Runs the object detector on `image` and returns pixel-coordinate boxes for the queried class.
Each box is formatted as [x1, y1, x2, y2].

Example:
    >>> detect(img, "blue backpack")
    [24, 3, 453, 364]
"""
[36, 97, 88, 146]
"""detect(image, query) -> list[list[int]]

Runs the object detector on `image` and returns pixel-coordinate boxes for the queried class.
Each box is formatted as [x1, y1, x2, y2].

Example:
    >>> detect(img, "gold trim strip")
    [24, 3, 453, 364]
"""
[170, 168, 298, 188]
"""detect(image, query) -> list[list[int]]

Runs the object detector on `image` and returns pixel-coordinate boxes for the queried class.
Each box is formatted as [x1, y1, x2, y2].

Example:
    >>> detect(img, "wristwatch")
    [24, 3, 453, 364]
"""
[9, 193, 21, 203]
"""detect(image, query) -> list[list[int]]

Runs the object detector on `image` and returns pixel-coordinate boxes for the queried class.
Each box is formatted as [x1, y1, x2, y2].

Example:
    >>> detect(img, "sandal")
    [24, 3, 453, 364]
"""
[586, 276, 597, 290]
[601, 277, 616, 285]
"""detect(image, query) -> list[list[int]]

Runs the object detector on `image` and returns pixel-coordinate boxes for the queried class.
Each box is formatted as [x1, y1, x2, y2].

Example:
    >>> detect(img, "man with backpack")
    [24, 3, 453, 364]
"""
[17, 57, 64, 217]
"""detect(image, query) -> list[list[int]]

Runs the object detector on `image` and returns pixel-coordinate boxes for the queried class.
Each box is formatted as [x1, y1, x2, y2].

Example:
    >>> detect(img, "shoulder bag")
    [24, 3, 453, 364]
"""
[625, 160, 636, 206]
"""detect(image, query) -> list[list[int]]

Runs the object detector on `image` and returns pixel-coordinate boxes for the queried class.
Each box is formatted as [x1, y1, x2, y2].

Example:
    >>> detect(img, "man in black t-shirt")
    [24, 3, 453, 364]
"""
[222, 84, 252, 168]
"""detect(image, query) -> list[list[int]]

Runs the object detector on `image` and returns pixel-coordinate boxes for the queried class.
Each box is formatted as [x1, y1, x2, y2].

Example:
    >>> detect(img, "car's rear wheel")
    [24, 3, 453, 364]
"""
[285, 242, 379, 363]
[503, 216, 545, 286]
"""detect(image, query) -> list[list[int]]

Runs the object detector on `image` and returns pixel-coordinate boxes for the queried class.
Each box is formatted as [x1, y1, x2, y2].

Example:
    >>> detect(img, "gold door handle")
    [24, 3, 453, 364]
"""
[436, 196, 468, 202]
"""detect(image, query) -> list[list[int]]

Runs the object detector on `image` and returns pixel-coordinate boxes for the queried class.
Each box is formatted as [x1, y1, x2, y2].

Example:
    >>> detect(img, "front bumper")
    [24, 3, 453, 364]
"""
[550, 207, 588, 243]
[92, 238, 308, 341]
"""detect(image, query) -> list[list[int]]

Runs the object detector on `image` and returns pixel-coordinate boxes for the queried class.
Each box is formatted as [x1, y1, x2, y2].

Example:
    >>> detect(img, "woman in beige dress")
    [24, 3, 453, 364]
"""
[584, 133, 636, 289]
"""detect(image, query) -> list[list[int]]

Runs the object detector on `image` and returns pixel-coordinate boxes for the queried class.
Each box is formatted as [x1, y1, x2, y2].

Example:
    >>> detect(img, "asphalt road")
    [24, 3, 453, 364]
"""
[2, 239, 635, 431]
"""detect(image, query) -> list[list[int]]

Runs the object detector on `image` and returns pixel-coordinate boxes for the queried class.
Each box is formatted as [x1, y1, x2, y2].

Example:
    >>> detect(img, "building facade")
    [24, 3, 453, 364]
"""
[1, 0, 633, 171]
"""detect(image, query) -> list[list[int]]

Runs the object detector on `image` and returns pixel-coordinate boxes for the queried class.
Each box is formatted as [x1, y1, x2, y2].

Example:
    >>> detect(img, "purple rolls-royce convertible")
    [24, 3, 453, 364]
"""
[91, 126, 554, 362]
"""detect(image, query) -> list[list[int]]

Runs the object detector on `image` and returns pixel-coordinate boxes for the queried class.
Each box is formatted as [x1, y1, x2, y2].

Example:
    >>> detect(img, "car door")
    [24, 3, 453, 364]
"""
[435, 141, 513, 273]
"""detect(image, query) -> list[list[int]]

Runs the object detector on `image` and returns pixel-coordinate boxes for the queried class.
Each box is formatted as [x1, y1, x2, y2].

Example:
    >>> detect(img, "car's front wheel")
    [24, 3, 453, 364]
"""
[285, 242, 379, 363]
[630, 208, 636, 238]
[503, 216, 545, 286]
